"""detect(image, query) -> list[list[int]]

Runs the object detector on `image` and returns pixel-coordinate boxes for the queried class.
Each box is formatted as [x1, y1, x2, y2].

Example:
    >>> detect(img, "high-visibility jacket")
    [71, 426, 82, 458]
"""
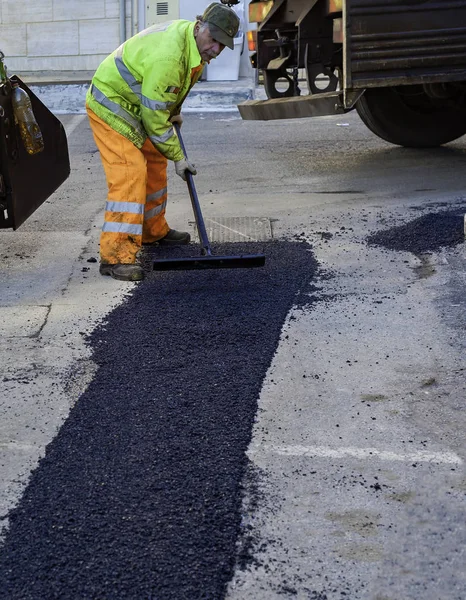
[86, 20, 204, 163]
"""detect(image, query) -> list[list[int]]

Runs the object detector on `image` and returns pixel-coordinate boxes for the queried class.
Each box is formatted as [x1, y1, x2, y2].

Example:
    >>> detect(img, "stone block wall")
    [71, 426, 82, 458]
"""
[0, 0, 135, 72]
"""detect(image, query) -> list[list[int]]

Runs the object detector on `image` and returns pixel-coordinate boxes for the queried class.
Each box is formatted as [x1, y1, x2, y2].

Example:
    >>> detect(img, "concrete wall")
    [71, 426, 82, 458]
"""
[0, 0, 136, 72]
[0, 0, 252, 78]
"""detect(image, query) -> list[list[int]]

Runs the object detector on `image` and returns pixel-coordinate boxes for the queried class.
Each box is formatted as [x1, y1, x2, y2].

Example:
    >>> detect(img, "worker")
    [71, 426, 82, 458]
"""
[86, 3, 240, 281]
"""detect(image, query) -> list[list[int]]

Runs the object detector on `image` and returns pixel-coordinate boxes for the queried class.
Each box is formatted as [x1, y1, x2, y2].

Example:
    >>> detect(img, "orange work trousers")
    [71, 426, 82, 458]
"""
[87, 107, 170, 264]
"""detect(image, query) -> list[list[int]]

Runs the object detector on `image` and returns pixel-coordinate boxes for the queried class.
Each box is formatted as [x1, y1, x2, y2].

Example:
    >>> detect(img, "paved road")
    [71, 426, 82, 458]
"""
[0, 111, 465, 599]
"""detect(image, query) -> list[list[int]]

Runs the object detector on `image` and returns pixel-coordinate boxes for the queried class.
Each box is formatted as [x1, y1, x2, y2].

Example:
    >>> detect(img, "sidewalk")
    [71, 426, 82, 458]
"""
[16, 70, 260, 114]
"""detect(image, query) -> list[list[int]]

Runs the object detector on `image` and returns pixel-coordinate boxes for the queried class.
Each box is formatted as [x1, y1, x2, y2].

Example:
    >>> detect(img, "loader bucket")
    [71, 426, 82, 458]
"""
[0, 76, 70, 230]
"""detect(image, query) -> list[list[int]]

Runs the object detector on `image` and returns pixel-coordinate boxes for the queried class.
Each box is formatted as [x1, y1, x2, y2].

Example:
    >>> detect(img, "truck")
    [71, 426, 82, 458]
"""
[0, 51, 70, 230]
[239, 0, 466, 147]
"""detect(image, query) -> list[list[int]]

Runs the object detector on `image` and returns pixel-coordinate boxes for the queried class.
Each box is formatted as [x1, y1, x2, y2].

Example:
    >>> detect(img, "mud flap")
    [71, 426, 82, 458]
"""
[0, 76, 70, 230]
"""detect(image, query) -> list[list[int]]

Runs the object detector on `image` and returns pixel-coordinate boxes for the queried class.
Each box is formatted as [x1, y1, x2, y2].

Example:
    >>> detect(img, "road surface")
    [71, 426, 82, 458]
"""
[0, 110, 465, 599]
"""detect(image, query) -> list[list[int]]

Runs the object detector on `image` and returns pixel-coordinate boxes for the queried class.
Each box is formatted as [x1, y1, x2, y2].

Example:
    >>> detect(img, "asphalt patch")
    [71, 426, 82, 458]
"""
[0, 241, 317, 600]
[367, 211, 465, 254]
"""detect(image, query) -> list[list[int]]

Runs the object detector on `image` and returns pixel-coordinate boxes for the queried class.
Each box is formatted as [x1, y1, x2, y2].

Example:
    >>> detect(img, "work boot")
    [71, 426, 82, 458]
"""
[99, 263, 145, 281]
[155, 229, 191, 246]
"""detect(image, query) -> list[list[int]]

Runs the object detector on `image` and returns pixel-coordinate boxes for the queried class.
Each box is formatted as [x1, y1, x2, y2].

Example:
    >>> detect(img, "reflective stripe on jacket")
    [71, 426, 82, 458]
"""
[86, 20, 204, 162]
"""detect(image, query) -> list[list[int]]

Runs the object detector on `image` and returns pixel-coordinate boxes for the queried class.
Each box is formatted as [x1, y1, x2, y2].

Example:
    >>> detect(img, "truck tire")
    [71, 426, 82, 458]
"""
[356, 86, 466, 148]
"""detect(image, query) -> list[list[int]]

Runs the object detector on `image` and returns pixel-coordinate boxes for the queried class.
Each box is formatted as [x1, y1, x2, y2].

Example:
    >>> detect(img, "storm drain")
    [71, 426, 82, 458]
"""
[189, 217, 273, 242]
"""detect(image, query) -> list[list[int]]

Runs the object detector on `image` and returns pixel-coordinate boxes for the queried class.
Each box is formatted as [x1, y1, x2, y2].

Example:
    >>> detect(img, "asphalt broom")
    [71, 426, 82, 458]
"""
[153, 124, 266, 271]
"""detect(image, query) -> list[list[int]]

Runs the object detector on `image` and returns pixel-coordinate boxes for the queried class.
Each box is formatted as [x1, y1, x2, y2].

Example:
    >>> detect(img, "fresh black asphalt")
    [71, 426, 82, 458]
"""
[1, 208, 463, 599]
[367, 210, 465, 254]
[0, 241, 317, 600]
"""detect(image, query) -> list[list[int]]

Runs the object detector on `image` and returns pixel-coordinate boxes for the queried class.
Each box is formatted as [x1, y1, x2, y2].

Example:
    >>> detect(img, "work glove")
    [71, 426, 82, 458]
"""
[175, 159, 197, 181]
[170, 114, 183, 127]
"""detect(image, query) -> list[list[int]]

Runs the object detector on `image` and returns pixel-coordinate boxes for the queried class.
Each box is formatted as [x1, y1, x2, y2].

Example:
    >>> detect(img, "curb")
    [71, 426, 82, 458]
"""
[27, 80, 256, 115]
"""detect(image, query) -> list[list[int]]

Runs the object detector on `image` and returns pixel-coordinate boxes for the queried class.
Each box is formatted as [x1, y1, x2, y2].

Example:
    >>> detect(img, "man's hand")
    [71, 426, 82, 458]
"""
[175, 159, 197, 181]
[170, 114, 183, 127]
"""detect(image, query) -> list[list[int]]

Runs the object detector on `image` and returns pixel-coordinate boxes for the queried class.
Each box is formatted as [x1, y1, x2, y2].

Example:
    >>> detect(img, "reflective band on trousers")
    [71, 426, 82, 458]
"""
[114, 52, 174, 111]
[90, 84, 145, 137]
[146, 187, 167, 203]
[102, 222, 143, 235]
[145, 200, 167, 221]
[105, 200, 145, 214]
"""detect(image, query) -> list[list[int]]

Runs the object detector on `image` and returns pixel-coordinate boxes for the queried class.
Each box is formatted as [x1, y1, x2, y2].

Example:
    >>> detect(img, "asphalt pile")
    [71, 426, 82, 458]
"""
[0, 241, 317, 600]
[367, 210, 465, 254]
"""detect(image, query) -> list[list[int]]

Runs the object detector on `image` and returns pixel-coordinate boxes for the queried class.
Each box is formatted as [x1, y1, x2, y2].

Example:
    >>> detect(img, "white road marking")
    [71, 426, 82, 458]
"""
[0, 442, 37, 451]
[64, 114, 86, 138]
[251, 444, 463, 465]
[206, 219, 253, 240]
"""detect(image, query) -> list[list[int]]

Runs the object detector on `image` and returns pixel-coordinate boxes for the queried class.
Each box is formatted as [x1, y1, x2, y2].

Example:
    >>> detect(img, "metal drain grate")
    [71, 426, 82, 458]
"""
[189, 217, 272, 243]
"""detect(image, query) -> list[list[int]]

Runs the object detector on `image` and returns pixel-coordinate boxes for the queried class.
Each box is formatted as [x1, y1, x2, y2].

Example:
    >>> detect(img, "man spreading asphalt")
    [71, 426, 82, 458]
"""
[86, 3, 240, 281]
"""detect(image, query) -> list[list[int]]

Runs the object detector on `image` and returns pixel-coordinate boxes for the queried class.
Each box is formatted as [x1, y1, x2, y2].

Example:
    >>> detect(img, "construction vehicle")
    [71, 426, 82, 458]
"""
[0, 51, 70, 230]
[239, 0, 466, 147]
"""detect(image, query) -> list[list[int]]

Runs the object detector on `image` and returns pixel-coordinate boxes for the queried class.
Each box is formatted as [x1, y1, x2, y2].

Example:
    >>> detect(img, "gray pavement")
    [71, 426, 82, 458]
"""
[1, 105, 465, 598]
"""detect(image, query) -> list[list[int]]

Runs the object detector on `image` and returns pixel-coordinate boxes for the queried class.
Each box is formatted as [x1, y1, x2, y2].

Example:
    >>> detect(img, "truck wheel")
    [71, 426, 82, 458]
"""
[356, 85, 466, 148]
[263, 69, 296, 99]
